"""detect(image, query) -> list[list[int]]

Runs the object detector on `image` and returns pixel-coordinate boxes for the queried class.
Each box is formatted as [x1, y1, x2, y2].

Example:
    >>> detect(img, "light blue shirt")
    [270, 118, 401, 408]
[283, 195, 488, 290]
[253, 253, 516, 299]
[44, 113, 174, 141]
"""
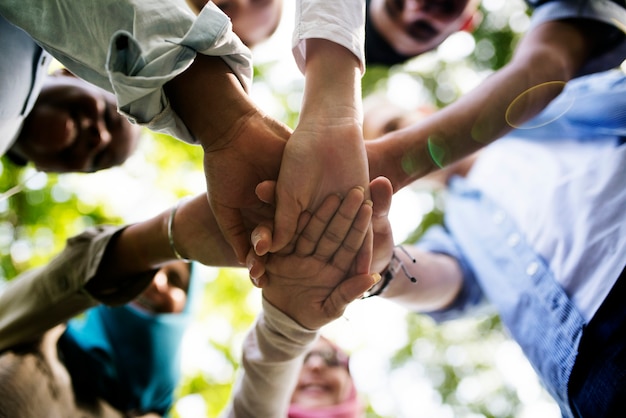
[418, 69, 626, 418]
[0, 15, 51, 156]
[0, 0, 252, 144]
[529, 0, 626, 76]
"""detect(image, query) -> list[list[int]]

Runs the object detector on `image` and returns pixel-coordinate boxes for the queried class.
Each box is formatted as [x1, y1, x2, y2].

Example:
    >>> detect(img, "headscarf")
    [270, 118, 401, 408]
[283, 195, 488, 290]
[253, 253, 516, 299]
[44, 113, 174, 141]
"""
[287, 338, 364, 418]
[58, 262, 201, 415]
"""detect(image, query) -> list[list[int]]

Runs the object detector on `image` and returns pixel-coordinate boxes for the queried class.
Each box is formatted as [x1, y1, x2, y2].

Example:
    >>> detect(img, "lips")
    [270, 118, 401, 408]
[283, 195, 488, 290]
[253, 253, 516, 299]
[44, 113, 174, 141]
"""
[298, 382, 332, 396]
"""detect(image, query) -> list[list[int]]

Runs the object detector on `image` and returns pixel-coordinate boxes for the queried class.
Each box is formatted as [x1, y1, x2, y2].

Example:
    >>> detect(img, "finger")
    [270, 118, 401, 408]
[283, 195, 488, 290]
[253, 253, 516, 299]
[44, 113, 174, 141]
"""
[272, 199, 302, 254]
[354, 225, 373, 275]
[295, 193, 342, 256]
[369, 176, 393, 219]
[255, 180, 277, 205]
[323, 273, 379, 320]
[313, 187, 366, 260]
[281, 210, 313, 255]
[213, 205, 249, 265]
[246, 248, 267, 286]
[331, 201, 372, 274]
[251, 223, 273, 256]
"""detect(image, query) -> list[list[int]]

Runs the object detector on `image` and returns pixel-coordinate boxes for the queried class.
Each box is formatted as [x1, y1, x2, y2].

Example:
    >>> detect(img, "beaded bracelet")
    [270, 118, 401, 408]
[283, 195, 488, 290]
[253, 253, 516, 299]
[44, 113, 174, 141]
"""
[363, 245, 417, 298]
[167, 198, 191, 262]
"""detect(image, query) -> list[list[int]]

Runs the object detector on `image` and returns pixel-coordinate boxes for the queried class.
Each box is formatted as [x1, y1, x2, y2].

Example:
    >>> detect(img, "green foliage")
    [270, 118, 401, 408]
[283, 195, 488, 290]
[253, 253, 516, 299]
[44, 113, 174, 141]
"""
[0, 156, 122, 280]
[1, 1, 559, 416]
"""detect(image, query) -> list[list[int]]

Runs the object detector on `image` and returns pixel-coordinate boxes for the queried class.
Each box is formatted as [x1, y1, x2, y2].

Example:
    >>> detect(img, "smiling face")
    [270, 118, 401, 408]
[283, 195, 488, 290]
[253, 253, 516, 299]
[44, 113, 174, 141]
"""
[290, 337, 353, 409]
[132, 261, 191, 314]
[10, 71, 140, 173]
[369, 0, 478, 57]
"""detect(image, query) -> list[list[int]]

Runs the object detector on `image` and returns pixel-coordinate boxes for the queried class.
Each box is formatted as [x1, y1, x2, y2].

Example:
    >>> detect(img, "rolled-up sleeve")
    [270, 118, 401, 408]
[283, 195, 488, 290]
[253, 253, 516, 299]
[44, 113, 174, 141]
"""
[221, 298, 319, 418]
[0, 226, 122, 352]
[0, 0, 252, 143]
[416, 225, 490, 322]
[292, 0, 366, 74]
[529, 0, 626, 76]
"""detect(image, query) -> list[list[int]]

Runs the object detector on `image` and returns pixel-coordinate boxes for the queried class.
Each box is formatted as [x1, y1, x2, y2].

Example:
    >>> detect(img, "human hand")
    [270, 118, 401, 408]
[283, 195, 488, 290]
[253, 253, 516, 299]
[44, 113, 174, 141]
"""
[251, 176, 394, 276]
[368, 176, 395, 274]
[202, 112, 290, 264]
[164, 54, 292, 264]
[253, 186, 378, 330]
[269, 39, 369, 253]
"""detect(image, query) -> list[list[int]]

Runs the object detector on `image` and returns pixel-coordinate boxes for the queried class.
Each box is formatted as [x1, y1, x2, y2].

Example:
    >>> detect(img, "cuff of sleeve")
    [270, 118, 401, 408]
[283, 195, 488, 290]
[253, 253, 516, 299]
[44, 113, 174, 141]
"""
[108, 3, 252, 144]
[260, 297, 319, 357]
[292, 1, 365, 75]
[416, 225, 487, 322]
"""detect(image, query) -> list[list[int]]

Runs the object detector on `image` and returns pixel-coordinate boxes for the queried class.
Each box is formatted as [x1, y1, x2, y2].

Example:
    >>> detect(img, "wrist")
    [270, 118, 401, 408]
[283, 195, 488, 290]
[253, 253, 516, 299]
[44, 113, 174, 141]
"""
[165, 54, 255, 151]
[363, 245, 417, 298]
[301, 39, 362, 120]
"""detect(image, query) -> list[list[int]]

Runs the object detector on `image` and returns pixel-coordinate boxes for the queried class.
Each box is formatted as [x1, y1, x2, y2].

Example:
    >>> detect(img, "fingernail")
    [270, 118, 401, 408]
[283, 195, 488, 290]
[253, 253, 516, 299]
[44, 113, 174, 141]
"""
[364, 199, 373, 207]
[247, 257, 255, 272]
[355, 186, 365, 192]
[371, 273, 381, 284]
[250, 276, 259, 287]
[251, 232, 261, 252]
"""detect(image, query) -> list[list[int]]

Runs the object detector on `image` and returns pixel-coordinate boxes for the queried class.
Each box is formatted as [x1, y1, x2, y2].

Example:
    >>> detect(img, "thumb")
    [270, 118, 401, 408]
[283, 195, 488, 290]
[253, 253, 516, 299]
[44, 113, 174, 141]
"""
[212, 205, 249, 265]
[323, 274, 379, 320]
[271, 198, 302, 253]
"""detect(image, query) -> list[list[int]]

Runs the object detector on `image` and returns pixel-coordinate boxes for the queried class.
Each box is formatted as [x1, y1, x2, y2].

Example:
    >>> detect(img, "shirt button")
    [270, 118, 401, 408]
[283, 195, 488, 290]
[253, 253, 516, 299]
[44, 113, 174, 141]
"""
[526, 262, 539, 276]
[493, 210, 506, 225]
[507, 233, 520, 247]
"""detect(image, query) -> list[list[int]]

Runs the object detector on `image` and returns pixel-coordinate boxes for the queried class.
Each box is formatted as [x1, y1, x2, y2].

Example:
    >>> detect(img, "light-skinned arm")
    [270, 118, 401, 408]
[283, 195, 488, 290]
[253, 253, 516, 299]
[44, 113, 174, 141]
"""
[271, 38, 370, 254]
[367, 20, 601, 192]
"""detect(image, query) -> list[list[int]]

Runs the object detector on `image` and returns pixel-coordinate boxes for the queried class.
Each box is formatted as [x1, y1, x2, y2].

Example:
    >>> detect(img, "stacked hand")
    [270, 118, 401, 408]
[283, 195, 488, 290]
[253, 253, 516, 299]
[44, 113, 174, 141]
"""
[248, 178, 394, 330]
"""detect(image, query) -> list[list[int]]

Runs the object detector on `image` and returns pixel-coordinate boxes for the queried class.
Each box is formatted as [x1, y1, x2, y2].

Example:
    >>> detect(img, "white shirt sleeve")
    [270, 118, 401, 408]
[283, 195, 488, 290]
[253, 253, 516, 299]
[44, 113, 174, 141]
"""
[220, 298, 320, 418]
[0, 0, 252, 144]
[292, 0, 366, 74]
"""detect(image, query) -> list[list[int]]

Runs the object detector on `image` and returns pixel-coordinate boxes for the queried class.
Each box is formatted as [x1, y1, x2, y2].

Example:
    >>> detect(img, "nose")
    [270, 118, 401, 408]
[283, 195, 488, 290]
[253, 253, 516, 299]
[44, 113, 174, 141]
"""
[79, 113, 112, 153]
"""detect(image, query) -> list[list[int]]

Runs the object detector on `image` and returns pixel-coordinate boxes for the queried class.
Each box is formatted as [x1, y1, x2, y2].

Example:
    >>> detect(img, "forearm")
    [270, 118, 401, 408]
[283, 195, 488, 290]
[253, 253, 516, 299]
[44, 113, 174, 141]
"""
[87, 195, 240, 300]
[0, 227, 118, 351]
[378, 246, 463, 313]
[223, 299, 318, 418]
[301, 39, 363, 122]
[164, 54, 258, 150]
[372, 21, 593, 190]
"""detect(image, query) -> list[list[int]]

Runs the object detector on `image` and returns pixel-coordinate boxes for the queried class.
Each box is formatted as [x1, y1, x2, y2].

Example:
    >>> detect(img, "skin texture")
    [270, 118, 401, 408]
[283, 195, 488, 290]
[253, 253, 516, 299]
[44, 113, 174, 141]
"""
[365, 19, 600, 193]
[9, 70, 140, 173]
[270, 39, 370, 254]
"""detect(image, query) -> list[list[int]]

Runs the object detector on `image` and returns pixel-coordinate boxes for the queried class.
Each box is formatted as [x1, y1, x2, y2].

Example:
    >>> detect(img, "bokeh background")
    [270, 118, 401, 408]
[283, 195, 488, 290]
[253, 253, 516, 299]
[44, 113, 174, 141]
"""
[1, 0, 578, 416]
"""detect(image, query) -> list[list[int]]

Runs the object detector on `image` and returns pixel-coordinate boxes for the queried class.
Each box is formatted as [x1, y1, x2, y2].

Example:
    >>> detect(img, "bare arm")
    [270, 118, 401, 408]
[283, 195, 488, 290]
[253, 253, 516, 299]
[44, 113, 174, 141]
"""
[164, 55, 291, 263]
[271, 39, 370, 253]
[85, 193, 242, 302]
[377, 245, 464, 313]
[368, 20, 597, 191]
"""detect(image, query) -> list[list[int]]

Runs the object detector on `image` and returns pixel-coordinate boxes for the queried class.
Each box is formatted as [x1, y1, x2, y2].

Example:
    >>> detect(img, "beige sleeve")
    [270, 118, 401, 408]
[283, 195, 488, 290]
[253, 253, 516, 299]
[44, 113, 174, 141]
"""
[220, 298, 319, 418]
[0, 225, 123, 352]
